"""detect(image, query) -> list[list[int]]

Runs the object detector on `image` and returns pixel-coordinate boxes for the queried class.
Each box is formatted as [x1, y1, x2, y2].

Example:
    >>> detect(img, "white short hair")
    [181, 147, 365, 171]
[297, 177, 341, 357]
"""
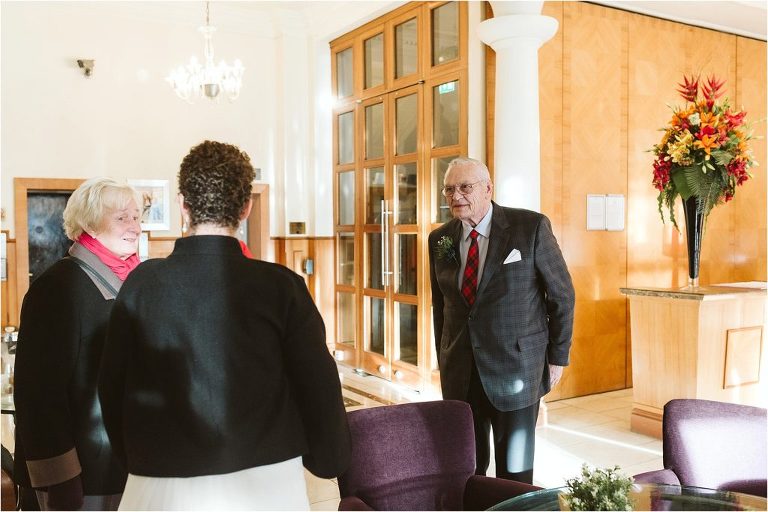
[62, 177, 140, 240]
[446, 157, 491, 182]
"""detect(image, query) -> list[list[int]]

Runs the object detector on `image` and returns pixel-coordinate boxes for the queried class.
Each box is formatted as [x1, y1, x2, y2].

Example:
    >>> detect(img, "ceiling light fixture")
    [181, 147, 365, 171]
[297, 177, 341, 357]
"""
[166, 1, 244, 102]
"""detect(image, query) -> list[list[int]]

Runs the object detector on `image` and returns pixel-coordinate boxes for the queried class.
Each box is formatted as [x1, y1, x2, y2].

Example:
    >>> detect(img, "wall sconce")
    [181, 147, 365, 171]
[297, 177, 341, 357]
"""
[77, 59, 95, 77]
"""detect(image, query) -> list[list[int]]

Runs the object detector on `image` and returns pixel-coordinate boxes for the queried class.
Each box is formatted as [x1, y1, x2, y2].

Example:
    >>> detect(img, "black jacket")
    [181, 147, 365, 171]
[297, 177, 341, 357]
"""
[98, 235, 351, 479]
[14, 256, 127, 494]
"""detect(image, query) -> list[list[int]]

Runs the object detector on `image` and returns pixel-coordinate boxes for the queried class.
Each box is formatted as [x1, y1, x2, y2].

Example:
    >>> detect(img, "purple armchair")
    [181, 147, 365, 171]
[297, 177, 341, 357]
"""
[634, 399, 767, 497]
[337, 400, 540, 511]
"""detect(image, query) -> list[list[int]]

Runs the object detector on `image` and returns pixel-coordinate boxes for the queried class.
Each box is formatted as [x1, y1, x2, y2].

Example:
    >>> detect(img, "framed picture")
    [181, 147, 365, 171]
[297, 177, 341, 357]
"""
[128, 179, 170, 231]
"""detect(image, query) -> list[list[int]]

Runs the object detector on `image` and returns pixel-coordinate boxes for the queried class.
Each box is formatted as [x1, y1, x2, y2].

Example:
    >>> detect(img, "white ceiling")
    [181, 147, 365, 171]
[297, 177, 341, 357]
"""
[592, 1, 767, 40]
[61, 1, 767, 42]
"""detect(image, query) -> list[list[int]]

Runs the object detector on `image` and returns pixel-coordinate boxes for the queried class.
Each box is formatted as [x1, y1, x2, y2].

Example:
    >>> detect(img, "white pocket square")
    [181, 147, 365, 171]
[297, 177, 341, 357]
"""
[503, 249, 522, 264]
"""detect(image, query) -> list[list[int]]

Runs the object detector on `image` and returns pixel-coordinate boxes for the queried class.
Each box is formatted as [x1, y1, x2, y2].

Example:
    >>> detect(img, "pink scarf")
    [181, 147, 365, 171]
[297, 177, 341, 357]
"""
[78, 233, 140, 281]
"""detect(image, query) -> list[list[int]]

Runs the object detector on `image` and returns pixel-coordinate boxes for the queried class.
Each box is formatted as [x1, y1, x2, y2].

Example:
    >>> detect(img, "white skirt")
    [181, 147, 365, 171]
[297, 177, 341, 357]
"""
[118, 456, 310, 511]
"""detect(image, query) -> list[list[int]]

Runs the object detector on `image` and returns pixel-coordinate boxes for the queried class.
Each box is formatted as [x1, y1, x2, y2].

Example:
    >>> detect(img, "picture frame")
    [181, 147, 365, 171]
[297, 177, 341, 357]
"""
[128, 179, 170, 231]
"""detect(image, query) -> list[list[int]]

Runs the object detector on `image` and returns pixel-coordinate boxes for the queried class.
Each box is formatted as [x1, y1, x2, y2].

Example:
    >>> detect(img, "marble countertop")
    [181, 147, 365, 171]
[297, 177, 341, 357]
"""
[620, 282, 767, 300]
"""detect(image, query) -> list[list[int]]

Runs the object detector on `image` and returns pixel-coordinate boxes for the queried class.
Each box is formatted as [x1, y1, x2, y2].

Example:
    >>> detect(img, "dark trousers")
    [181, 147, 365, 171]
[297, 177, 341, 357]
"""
[466, 365, 540, 484]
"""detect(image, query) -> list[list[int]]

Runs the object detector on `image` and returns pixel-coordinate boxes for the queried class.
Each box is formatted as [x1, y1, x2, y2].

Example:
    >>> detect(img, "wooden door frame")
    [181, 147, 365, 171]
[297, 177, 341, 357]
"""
[247, 183, 271, 262]
[14, 177, 84, 317]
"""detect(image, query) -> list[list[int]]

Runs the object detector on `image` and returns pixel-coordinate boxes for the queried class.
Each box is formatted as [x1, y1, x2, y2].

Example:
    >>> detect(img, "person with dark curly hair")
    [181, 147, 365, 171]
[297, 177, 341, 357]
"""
[98, 140, 351, 510]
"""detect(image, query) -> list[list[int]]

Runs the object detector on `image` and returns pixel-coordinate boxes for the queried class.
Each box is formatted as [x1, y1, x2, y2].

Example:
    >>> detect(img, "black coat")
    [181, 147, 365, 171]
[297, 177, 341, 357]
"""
[14, 256, 127, 494]
[98, 235, 351, 479]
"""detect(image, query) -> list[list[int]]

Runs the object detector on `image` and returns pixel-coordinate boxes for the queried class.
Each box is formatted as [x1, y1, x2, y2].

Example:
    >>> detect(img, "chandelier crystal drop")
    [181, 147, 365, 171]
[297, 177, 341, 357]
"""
[166, 2, 244, 102]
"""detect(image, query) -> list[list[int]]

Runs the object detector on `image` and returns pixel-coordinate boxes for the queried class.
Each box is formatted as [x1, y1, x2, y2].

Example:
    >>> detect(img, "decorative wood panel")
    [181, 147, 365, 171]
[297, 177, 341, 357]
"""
[1, 235, 16, 327]
[539, 1, 564, 243]
[274, 237, 335, 346]
[733, 38, 767, 282]
[549, 2, 630, 400]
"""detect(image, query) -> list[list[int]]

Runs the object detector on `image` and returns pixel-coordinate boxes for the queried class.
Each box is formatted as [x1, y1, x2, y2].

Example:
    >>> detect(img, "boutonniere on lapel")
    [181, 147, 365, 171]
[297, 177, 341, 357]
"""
[434, 236, 458, 264]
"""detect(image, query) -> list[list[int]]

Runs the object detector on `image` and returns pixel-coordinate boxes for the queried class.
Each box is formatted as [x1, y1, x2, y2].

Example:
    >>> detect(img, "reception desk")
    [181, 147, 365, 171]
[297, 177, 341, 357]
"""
[620, 283, 767, 438]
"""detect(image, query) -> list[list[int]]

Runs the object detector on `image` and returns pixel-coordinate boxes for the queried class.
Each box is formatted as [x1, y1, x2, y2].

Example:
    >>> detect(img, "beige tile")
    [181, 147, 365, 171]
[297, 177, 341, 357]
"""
[304, 472, 340, 503]
[623, 458, 665, 477]
[561, 438, 662, 469]
[547, 407, 616, 429]
[569, 397, 632, 413]
[310, 498, 341, 510]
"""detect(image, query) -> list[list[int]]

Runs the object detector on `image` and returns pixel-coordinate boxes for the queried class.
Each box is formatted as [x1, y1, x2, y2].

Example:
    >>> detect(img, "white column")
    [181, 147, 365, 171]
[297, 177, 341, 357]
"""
[477, 1, 557, 213]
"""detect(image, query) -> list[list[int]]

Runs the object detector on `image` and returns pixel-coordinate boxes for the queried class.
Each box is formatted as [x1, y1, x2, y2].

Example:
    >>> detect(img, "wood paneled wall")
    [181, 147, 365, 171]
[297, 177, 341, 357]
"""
[490, 1, 767, 400]
[274, 237, 335, 346]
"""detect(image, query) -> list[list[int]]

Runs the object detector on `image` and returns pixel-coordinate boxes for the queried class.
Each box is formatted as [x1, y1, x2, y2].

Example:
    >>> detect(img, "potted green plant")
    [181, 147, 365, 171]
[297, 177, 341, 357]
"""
[560, 464, 634, 511]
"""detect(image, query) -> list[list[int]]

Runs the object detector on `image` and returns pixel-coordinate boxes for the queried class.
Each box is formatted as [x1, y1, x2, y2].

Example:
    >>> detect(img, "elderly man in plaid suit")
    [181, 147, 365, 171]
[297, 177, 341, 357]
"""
[428, 157, 575, 484]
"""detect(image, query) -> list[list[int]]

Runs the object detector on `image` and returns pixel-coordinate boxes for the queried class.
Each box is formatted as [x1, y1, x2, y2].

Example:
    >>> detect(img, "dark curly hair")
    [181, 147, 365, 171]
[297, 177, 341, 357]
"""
[178, 140, 255, 229]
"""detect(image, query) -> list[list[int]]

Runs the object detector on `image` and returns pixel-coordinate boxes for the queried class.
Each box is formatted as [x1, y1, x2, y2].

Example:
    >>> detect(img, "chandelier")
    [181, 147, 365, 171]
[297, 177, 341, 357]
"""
[166, 2, 244, 102]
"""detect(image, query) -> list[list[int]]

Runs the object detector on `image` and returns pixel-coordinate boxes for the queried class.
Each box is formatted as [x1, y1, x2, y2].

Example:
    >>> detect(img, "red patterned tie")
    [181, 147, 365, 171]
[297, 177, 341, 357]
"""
[461, 229, 479, 306]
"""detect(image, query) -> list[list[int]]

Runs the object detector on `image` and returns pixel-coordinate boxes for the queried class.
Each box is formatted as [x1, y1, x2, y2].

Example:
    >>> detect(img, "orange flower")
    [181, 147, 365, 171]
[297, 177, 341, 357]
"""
[699, 111, 718, 127]
[693, 134, 719, 157]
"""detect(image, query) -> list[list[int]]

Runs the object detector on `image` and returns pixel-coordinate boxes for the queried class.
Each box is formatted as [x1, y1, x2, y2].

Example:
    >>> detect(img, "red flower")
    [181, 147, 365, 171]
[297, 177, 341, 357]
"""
[677, 75, 699, 102]
[702, 75, 726, 108]
[652, 157, 672, 191]
[727, 159, 749, 185]
[696, 124, 716, 139]
[725, 110, 746, 128]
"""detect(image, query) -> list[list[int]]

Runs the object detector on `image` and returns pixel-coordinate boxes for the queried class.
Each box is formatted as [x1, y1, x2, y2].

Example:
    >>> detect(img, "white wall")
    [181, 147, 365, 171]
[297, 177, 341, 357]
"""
[0, 2, 285, 238]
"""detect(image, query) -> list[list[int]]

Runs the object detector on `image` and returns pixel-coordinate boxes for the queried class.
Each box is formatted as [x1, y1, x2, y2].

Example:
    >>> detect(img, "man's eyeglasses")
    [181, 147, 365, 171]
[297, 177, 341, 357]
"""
[441, 180, 485, 197]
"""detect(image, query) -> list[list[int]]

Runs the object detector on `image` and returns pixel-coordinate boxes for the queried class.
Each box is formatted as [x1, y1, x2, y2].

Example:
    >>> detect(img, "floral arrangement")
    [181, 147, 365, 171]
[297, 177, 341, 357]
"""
[651, 74, 757, 229]
[434, 235, 457, 263]
[561, 464, 634, 511]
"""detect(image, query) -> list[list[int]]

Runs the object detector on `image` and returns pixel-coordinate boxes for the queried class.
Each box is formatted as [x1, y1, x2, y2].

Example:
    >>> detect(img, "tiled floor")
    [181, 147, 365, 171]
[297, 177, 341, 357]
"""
[0, 365, 663, 511]
[306, 365, 663, 510]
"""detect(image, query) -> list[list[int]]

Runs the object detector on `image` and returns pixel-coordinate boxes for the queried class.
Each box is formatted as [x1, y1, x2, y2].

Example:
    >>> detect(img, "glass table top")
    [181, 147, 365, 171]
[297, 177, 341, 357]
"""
[490, 483, 767, 511]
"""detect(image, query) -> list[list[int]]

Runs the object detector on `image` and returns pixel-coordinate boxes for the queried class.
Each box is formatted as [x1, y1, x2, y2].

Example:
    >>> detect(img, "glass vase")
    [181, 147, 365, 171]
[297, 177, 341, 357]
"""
[681, 196, 705, 288]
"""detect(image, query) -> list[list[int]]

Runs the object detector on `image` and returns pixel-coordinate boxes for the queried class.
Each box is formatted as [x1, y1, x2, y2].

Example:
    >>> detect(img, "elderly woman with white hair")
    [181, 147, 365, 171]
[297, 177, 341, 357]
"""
[14, 177, 141, 510]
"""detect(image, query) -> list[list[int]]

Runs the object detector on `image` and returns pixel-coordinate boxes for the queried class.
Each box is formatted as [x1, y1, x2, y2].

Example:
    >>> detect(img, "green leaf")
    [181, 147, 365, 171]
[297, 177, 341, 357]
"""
[671, 167, 695, 200]
[711, 150, 733, 167]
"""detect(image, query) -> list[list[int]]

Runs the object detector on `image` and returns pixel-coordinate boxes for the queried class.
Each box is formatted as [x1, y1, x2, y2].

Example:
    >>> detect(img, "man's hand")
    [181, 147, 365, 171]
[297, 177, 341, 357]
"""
[47, 474, 84, 510]
[549, 364, 564, 388]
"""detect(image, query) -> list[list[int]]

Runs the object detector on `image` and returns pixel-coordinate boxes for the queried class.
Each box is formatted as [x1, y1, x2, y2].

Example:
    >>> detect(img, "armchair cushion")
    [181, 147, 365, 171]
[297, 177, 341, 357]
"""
[338, 496, 374, 511]
[662, 399, 766, 497]
[463, 475, 541, 511]
[632, 468, 681, 486]
[338, 401, 475, 510]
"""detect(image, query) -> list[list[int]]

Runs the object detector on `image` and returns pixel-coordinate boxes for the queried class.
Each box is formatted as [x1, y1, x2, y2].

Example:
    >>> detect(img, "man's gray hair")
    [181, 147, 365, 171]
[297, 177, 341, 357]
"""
[446, 157, 491, 182]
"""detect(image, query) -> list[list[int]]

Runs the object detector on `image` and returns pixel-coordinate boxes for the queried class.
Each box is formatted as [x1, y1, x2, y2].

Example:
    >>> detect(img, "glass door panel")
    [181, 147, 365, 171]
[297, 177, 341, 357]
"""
[338, 111, 355, 164]
[396, 163, 417, 224]
[337, 292, 356, 346]
[364, 34, 384, 89]
[433, 81, 459, 148]
[365, 103, 384, 160]
[396, 234, 418, 295]
[395, 303, 418, 365]
[367, 296, 386, 356]
[394, 18, 418, 78]
[365, 167, 385, 223]
[432, 156, 456, 223]
[337, 233, 355, 285]
[395, 93, 418, 155]
[431, 2, 459, 66]
[336, 47, 353, 98]
[366, 232, 384, 290]
[337, 171, 355, 225]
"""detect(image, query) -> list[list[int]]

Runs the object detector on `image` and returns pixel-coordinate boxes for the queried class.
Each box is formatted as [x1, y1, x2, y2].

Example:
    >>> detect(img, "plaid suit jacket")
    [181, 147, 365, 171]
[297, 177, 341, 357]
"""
[429, 202, 575, 411]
